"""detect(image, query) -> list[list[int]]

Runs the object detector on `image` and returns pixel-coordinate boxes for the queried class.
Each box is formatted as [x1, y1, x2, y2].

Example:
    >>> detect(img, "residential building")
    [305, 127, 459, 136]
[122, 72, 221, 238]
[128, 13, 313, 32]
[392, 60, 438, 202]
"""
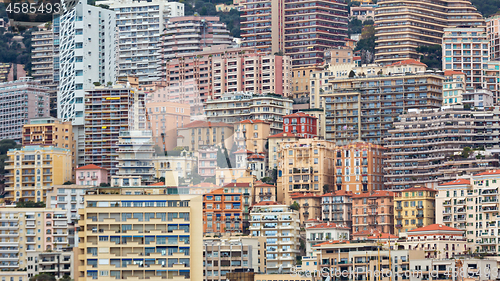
[435, 178, 471, 232]
[83, 86, 138, 175]
[4, 146, 72, 202]
[321, 190, 353, 230]
[394, 187, 437, 235]
[94, 0, 184, 84]
[374, 0, 484, 65]
[350, 4, 376, 22]
[290, 192, 322, 225]
[462, 88, 495, 109]
[26, 251, 75, 279]
[399, 224, 467, 259]
[162, 46, 293, 115]
[46, 184, 91, 224]
[222, 182, 253, 232]
[253, 182, 276, 204]
[202, 188, 244, 235]
[324, 47, 354, 65]
[268, 132, 302, 169]
[305, 223, 350, 255]
[247, 152, 266, 180]
[177, 120, 234, 154]
[291, 65, 324, 99]
[277, 139, 335, 205]
[409, 259, 498, 281]
[114, 130, 155, 185]
[487, 14, 500, 61]
[0, 272, 29, 281]
[299, 108, 326, 138]
[442, 27, 499, 102]
[31, 29, 57, 110]
[75, 164, 109, 186]
[152, 151, 196, 180]
[283, 112, 318, 138]
[198, 146, 218, 178]
[0, 63, 26, 83]
[443, 71, 466, 106]
[321, 72, 443, 145]
[215, 168, 253, 187]
[352, 191, 395, 234]
[384, 106, 500, 190]
[240, 0, 348, 66]
[77, 187, 203, 281]
[145, 99, 190, 151]
[188, 182, 219, 195]
[0, 78, 50, 142]
[161, 16, 232, 60]
[233, 120, 271, 154]
[249, 201, 300, 273]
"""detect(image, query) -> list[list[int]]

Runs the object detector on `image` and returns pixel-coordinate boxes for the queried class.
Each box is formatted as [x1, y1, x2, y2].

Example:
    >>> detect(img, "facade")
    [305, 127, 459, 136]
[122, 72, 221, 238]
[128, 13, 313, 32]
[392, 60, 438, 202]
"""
[205, 92, 293, 135]
[291, 65, 324, 99]
[177, 120, 234, 154]
[115, 130, 155, 185]
[409, 259, 498, 281]
[161, 16, 232, 60]
[96, 0, 184, 84]
[277, 139, 335, 205]
[254, 182, 276, 204]
[83, 86, 137, 175]
[26, 251, 75, 279]
[0, 79, 50, 142]
[233, 120, 271, 154]
[31, 30, 55, 85]
[374, 0, 484, 65]
[202, 188, 244, 235]
[321, 72, 443, 145]
[75, 164, 109, 186]
[145, 99, 190, 151]
[487, 14, 500, 61]
[435, 178, 471, 232]
[46, 184, 91, 224]
[442, 27, 499, 102]
[249, 201, 300, 274]
[4, 146, 72, 202]
[352, 191, 395, 234]
[198, 146, 218, 178]
[443, 71, 466, 106]
[240, 0, 348, 66]
[152, 152, 196, 180]
[268, 132, 302, 169]
[283, 112, 318, 138]
[350, 5, 376, 22]
[77, 187, 203, 281]
[321, 190, 353, 230]
[394, 187, 437, 235]
[462, 89, 495, 109]
[305, 223, 350, 255]
[290, 192, 322, 225]
[384, 106, 500, 190]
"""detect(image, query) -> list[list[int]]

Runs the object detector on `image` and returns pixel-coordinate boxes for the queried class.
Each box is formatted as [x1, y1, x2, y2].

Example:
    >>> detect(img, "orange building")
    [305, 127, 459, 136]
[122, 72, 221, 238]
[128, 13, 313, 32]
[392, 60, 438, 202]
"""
[254, 182, 276, 204]
[203, 188, 244, 235]
[290, 192, 322, 225]
[352, 191, 395, 234]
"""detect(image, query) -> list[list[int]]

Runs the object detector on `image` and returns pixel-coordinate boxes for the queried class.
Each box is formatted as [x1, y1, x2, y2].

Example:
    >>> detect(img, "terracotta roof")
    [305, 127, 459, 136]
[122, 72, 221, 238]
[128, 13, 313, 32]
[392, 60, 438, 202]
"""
[290, 192, 322, 198]
[408, 224, 463, 233]
[400, 186, 436, 193]
[313, 240, 348, 247]
[284, 112, 317, 119]
[439, 179, 471, 186]
[353, 56, 361, 60]
[177, 135, 184, 138]
[444, 70, 466, 76]
[322, 190, 353, 197]
[238, 120, 269, 124]
[248, 154, 265, 159]
[268, 132, 301, 138]
[76, 164, 105, 170]
[255, 183, 274, 187]
[352, 191, 394, 198]
[182, 120, 232, 129]
[389, 59, 427, 67]
[253, 201, 280, 206]
[474, 170, 500, 176]
[307, 223, 349, 230]
[234, 149, 253, 154]
[223, 183, 251, 188]
[148, 182, 165, 186]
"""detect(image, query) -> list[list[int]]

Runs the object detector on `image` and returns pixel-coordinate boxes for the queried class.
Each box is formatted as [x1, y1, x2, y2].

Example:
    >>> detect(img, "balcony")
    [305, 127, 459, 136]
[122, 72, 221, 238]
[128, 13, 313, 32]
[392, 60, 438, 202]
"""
[416, 214, 424, 218]
[395, 206, 402, 211]
[416, 205, 423, 210]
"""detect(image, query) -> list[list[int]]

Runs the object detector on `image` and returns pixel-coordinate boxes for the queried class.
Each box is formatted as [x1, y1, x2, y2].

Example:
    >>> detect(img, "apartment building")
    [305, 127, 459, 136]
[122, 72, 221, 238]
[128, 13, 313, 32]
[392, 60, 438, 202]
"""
[4, 146, 72, 202]
[0, 63, 26, 83]
[145, 99, 190, 151]
[26, 251, 74, 279]
[162, 46, 293, 115]
[233, 120, 271, 154]
[77, 187, 203, 281]
[268, 133, 302, 170]
[249, 201, 300, 274]
[291, 65, 324, 99]
[46, 184, 92, 225]
[0, 78, 50, 142]
[374, 0, 484, 65]
[277, 139, 335, 205]
[161, 16, 232, 61]
[0, 208, 70, 270]
[350, 4, 376, 21]
[205, 92, 293, 135]
[305, 223, 350, 256]
[463, 89, 495, 109]
[436, 179, 471, 232]
[321, 190, 353, 230]
[384, 106, 500, 190]
[83, 86, 138, 175]
[114, 130, 155, 185]
[240, 0, 348, 66]
[198, 146, 218, 178]
[283, 112, 317, 138]
[487, 14, 500, 61]
[409, 259, 498, 281]
[352, 191, 394, 234]
[394, 187, 436, 235]
[152, 151, 196, 180]
[442, 27, 499, 102]
[321, 72, 443, 145]
[75, 164, 108, 186]
[203, 188, 244, 235]
[254, 182, 276, 204]
[177, 120, 234, 154]
[94, 0, 184, 84]
[443, 71, 466, 106]
[31, 29, 57, 109]
[290, 192, 322, 225]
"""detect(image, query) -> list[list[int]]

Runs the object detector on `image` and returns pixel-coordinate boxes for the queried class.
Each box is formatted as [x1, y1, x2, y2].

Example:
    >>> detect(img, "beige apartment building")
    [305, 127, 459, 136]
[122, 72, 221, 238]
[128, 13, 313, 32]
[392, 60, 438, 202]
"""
[233, 120, 271, 154]
[290, 192, 322, 225]
[487, 14, 500, 61]
[394, 187, 437, 235]
[291, 65, 324, 99]
[145, 99, 190, 151]
[177, 120, 234, 154]
[321, 190, 353, 230]
[26, 251, 75, 279]
[77, 187, 203, 281]
[443, 71, 466, 106]
[374, 0, 484, 65]
[277, 139, 335, 205]
[268, 132, 302, 170]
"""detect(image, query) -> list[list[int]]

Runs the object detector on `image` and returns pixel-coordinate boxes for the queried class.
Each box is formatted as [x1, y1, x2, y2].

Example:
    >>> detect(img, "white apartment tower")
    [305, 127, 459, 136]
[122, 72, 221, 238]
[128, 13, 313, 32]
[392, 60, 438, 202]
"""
[96, 0, 184, 84]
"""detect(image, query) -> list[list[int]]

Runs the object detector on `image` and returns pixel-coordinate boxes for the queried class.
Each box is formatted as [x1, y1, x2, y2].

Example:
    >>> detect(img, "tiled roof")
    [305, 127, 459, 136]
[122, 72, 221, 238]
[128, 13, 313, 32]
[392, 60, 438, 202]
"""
[400, 186, 436, 193]
[351, 191, 394, 198]
[255, 183, 274, 187]
[223, 183, 251, 188]
[253, 201, 280, 206]
[290, 192, 321, 198]
[284, 112, 317, 118]
[307, 223, 349, 229]
[313, 240, 348, 247]
[322, 190, 353, 197]
[182, 120, 232, 128]
[76, 164, 105, 170]
[439, 178, 471, 186]
[389, 59, 427, 67]
[248, 154, 265, 159]
[474, 170, 500, 176]
[148, 182, 165, 186]
[177, 135, 184, 138]
[408, 224, 463, 232]
[444, 70, 466, 76]
[234, 149, 253, 154]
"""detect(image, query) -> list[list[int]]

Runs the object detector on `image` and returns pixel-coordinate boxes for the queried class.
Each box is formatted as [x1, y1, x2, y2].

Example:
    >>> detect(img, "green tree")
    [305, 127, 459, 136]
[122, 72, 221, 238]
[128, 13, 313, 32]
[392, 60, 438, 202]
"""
[0, 139, 21, 175]
[15, 200, 46, 208]
[59, 275, 73, 281]
[290, 201, 300, 211]
[30, 274, 56, 281]
[416, 44, 442, 69]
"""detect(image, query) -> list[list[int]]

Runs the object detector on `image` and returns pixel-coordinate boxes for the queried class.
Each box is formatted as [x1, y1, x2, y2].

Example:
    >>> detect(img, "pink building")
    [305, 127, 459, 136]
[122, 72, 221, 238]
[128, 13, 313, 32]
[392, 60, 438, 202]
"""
[198, 146, 218, 178]
[76, 164, 109, 186]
